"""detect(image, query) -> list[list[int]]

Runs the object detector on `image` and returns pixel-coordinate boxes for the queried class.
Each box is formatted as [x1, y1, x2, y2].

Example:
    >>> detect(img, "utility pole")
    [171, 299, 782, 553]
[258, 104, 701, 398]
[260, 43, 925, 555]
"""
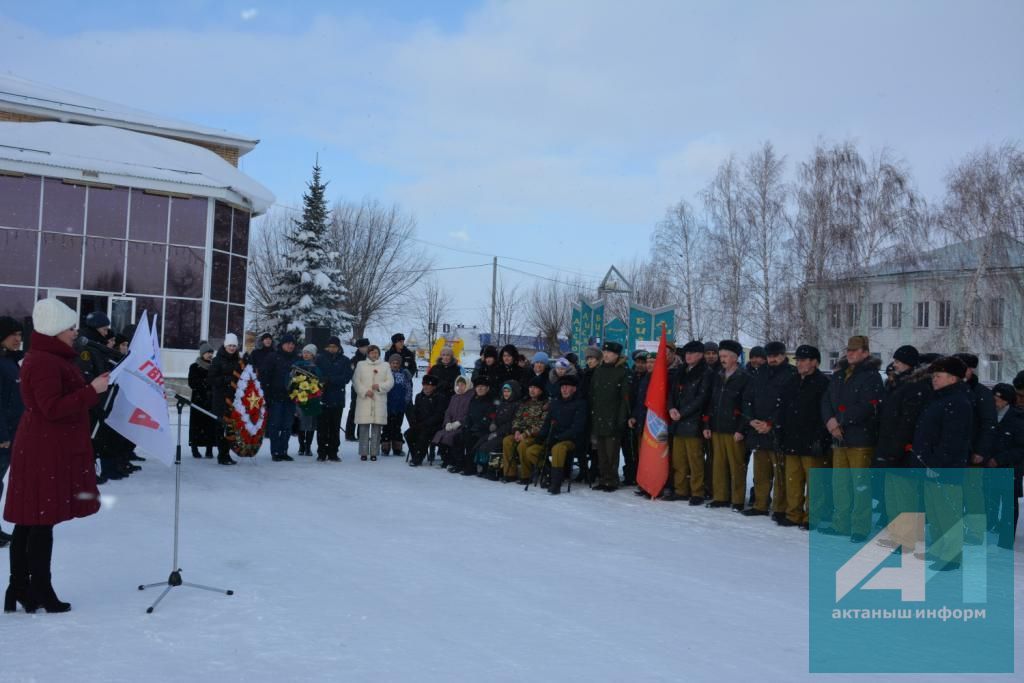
[490, 256, 497, 341]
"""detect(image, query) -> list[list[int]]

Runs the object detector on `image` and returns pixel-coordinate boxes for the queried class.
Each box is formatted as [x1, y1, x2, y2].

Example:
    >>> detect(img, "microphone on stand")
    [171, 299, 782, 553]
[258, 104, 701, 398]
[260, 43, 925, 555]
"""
[74, 335, 125, 365]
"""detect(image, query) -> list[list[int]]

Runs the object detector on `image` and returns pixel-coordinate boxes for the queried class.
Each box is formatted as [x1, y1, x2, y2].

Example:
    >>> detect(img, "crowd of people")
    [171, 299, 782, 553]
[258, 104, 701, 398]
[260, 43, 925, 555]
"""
[195, 326, 1024, 565]
[3, 297, 1024, 613]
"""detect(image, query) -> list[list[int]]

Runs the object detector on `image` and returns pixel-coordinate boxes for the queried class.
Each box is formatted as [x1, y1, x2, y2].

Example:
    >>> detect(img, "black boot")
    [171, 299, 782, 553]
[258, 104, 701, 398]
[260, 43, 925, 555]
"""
[381, 442, 391, 456]
[27, 526, 69, 613]
[205, 447, 214, 459]
[217, 447, 237, 466]
[5, 526, 36, 613]
[548, 468, 565, 495]
[191, 446, 203, 459]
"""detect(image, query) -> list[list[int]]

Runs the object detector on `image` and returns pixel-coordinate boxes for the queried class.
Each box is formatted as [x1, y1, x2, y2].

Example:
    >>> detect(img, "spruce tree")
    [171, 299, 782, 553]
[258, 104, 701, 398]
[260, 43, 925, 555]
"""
[268, 163, 351, 338]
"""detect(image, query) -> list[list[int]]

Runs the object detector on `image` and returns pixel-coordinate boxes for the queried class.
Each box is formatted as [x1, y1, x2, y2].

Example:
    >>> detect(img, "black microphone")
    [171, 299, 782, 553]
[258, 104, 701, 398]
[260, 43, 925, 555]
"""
[74, 335, 125, 364]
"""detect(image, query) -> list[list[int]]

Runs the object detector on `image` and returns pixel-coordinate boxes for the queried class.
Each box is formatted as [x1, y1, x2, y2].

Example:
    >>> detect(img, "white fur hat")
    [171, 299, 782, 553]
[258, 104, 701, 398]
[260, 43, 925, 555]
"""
[224, 333, 239, 347]
[32, 298, 79, 336]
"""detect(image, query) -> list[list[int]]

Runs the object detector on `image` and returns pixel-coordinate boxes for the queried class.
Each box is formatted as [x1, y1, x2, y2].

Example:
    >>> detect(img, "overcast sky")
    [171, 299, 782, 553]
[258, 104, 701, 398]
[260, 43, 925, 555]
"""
[2, 0, 1022, 333]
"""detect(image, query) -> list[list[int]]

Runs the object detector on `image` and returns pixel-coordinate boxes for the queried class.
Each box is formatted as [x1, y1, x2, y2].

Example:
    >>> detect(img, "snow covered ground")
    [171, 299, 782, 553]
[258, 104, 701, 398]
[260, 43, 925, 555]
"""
[4, 418, 1022, 682]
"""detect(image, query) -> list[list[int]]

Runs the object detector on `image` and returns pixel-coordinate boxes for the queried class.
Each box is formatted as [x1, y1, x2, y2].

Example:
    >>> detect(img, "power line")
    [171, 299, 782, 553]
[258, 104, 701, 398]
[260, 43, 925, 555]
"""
[498, 263, 598, 289]
[408, 236, 603, 279]
[393, 263, 491, 275]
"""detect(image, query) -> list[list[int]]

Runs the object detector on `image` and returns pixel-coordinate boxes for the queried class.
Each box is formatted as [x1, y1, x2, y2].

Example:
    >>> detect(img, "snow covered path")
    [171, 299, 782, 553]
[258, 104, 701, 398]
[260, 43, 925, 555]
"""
[4, 431, 1021, 682]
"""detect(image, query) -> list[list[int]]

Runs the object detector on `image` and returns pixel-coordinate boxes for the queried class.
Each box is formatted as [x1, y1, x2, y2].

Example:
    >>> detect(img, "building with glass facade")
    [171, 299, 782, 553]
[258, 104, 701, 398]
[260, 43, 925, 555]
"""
[0, 75, 273, 375]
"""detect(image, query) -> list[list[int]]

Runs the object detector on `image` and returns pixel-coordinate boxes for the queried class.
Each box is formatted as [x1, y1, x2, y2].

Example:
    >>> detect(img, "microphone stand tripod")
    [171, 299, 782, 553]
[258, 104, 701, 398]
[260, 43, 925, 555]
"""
[138, 393, 234, 613]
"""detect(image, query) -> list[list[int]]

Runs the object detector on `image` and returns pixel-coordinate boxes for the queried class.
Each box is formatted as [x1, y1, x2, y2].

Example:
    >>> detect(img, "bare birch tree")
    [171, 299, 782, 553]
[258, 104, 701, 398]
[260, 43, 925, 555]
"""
[246, 209, 290, 332]
[652, 199, 711, 340]
[416, 276, 450, 352]
[703, 155, 749, 339]
[741, 141, 790, 343]
[328, 199, 432, 340]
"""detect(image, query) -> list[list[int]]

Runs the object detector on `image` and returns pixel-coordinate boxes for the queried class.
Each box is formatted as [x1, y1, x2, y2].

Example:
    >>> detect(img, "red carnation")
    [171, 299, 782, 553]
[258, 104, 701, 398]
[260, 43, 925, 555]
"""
[904, 443, 913, 452]
[701, 415, 710, 422]
[838, 405, 847, 412]
[869, 399, 879, 406]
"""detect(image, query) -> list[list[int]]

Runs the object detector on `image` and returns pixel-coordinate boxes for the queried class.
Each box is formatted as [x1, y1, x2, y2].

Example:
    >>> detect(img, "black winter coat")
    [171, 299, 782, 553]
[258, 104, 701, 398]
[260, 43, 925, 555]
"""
[631, 373, 651, 427]
[912, 382, 973, 469]
[317, 350, 353, 407]
[820, 356, 884, 448]
[209, 346, 242, 419]
[991, 407, 1024, 497]
[246, 345, 275, 381]
[471, 361, 501, 390]
[465, 392, 496, 438]
[777, 369, 830, 457]
[706, 367, 751, 435]
[408, 390, 446, 436]
[385, 344, 418, 378]
[428, 360, 463, 401]
[540, 393, 587, 446]
[876, 366, 932, 466]
[187, 360, 218, 447]
[964, 377, 997, 459]
[0, 348, 24, 445]
[492, 381, 522, 439]
[589, 360, 630, 437]
[670, 360, 712, 438]
[743, 359, 797, 450]
[262, 345, 299, 403]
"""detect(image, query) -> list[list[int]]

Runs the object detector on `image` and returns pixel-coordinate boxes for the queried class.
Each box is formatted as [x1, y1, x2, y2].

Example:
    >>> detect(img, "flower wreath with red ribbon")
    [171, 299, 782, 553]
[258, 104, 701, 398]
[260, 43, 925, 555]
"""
[224, 362, 267, 457]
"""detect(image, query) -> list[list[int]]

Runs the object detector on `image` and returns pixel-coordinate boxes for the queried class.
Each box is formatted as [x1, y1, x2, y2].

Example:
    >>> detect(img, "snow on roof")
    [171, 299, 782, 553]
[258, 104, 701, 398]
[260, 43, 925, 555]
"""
[866, 233, 1024, 277]
[0, 74, 258, 154]
[0, 121, 275, 215]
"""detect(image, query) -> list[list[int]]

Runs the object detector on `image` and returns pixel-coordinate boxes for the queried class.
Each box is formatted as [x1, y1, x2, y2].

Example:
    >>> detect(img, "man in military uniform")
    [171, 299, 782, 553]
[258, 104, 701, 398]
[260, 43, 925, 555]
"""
[525, 375, 587, 494]
[703, 340, 751, 510]
[742, 341, 797, 519]
[777, 345, 831, 529]
[667, 340, 712, 504]
[820, 335, 883, 542]
[589, 341, 630, 491]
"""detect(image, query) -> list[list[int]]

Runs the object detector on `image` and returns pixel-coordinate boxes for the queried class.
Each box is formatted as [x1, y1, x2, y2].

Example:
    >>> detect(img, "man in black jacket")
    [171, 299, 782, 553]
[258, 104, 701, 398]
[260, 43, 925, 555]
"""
[76, 311, 125, 481]
[528, 375, 587, 494]
[913, 356, 974, 571]
[743, 341, 797, 519]
[820, 335, 883, 541]
[406, 375, 447, 466]
[386, 333, 418, 378]
[345, 338, 370, 441]
[777, 345, 831, 529]
[954, 353, 998, 544]
[316, 336, 352, 462]
[667, 341, 712, 504]
[246, 332, 275, 380]
[988, 384, 1023, 549]
[264, 334, 298, 461]
[702, 340, 751, 510]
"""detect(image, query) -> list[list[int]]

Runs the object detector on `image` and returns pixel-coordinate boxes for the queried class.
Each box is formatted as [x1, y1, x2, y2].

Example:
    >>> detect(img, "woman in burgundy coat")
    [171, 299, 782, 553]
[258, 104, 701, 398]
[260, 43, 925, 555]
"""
[3, 299, 109, 614]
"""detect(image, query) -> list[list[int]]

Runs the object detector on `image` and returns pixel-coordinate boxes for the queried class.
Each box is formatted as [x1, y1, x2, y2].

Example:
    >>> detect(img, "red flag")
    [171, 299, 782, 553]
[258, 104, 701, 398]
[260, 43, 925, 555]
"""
[636, 325, 670, 497]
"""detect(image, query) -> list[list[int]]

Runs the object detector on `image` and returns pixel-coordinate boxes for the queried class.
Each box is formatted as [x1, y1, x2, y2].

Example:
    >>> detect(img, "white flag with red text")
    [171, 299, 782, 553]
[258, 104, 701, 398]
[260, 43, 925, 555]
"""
[106, 311, 174, 465]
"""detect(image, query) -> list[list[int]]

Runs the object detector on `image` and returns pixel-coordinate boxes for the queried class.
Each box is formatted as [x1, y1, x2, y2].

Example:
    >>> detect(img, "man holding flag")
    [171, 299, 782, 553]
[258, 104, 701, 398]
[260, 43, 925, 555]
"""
[636, 326, 671, 499]
[104, 312, 174, 465]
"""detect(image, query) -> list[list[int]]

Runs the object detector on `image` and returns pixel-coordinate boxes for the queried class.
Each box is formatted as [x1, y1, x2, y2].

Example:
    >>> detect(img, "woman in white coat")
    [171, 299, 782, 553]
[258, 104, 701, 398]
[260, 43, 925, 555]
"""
[353, 345, 394, 461]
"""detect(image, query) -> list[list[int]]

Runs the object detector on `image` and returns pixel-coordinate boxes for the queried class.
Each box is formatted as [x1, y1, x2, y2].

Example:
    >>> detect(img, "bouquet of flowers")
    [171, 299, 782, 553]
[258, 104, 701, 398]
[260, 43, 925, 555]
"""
[289, 370, 323, 417]
[225, 363, 266, 457]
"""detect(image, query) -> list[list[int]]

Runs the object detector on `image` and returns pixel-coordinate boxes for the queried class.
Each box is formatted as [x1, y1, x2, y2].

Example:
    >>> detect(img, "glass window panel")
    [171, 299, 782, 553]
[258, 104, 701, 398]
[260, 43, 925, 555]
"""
[86, 186, 129, 238]
[0, 229, 38, 286]
[164, 298, 201, 350]
[231, 210, 250, 255]
[41, 179, 86, 234]
[166, 245, 204, 298]
[38, 233, 83, 289]
[211, 250, 229, 301]
[169, 196, 207, 247]
[129, 190, 168, 242]
[229, 255, 247, 304]
[208, 302, 227, 341]
[213, 202, 232, 251]
[125, 241, 167, 295]
[133, 296, 163, 331]
[83, 237, 125, 291]
[0, 174, 41, 230]
[227, 305, 245, 339]
[0, 287, 34, 320]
